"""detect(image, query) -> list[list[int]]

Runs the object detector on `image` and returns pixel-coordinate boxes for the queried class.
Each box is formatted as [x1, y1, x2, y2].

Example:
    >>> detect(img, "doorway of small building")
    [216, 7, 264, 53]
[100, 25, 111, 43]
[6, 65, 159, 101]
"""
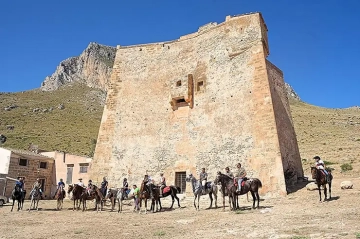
[39, 178, 45, 193]
[175, 172, 186, 193]
[66, 164, 74, 184]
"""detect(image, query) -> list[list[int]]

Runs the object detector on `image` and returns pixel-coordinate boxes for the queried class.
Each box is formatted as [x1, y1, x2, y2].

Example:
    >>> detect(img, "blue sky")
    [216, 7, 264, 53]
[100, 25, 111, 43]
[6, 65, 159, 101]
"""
[0, 0, 359, 108]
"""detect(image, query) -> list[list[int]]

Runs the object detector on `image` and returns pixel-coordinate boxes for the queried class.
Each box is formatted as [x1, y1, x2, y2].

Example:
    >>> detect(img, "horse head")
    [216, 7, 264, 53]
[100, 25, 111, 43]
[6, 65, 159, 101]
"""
[310, 167, 318, 179]
[185, 173, 194, 182]
[67, 184, 74, 194]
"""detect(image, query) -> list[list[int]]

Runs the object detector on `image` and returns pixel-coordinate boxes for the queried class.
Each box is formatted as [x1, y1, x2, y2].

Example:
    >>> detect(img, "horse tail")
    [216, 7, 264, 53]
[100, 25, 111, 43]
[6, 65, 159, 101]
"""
[253, 178, 262, 188]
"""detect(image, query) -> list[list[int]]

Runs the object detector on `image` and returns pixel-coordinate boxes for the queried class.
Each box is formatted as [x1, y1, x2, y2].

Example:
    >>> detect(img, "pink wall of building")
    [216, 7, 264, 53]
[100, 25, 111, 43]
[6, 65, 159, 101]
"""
[41, 151, 92, 190]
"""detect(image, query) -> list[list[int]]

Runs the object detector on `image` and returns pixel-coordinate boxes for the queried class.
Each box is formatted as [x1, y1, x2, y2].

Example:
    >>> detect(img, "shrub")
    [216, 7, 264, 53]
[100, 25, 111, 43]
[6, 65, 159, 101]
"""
[323, 160, 335, 165]
[340, 163, 353, 172]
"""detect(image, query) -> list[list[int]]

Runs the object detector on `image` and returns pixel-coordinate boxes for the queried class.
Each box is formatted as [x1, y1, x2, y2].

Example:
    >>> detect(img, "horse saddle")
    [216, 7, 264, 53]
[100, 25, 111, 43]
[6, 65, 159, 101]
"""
[234, 177, 248, 187]
[162, 186, 170, 194]
[205, 182, 212, 189]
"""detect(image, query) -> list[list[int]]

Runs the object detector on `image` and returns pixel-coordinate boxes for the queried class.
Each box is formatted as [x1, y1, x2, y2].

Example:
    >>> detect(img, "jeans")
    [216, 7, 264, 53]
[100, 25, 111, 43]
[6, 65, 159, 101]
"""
[323, 169, 328, 175]
[134, 198, 140, 210]
[237, 178, 243, 191]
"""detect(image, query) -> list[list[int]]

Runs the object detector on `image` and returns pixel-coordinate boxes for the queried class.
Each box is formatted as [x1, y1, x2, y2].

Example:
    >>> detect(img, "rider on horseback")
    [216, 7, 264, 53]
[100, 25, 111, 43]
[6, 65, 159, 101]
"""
[158, 173, 166, 197]
[314, 156, 330, 182]
[87, 180, 93, 196]
[225, 167, 234, 178]
[31, 178, 44, 199]
[235, 163, 247, 193]
[200, 168, 208, 194]
[15, 177, 24, 192]
[56, 178, 65, 197]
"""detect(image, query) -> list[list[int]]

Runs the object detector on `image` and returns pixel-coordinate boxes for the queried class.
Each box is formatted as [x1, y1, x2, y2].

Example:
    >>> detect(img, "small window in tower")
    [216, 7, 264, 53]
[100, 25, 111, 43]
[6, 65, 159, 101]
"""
[197, 81, 204, 91]
[176, 80, 182, 87]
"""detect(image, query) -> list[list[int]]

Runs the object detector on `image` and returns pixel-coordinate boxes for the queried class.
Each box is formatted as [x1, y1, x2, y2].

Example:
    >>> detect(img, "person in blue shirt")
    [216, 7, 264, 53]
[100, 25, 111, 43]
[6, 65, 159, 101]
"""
[55, 178, 65, 198]
[15, 177, 24, 191]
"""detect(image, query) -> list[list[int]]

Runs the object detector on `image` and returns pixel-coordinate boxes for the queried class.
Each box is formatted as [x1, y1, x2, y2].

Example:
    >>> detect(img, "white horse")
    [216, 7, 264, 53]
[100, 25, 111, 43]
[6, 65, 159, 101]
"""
[186, 173, 218, 211]
[28, 187, 41, 211]
[106, 188, 134, 213]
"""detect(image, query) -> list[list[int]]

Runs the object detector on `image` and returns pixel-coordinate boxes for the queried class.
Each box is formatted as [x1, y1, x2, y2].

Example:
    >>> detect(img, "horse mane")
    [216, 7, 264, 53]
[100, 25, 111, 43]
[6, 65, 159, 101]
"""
[218, 172, 233, 181]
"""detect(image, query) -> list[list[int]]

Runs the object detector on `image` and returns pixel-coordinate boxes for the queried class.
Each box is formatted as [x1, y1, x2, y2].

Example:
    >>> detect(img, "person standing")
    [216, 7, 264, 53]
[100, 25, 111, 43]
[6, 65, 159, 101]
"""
[132, 184, 140, 211]
[101, 177, 108, 197]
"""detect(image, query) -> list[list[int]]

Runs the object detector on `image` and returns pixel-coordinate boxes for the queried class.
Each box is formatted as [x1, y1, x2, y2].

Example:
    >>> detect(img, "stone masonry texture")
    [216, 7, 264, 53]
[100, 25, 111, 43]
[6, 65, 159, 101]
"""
[89, 13, 303, 197]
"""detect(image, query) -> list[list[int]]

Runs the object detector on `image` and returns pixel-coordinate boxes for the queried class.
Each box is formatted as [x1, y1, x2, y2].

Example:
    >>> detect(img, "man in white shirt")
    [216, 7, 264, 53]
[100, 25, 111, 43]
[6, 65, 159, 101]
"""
[314, 156, 330, 181]
[77, 178, 85, 187]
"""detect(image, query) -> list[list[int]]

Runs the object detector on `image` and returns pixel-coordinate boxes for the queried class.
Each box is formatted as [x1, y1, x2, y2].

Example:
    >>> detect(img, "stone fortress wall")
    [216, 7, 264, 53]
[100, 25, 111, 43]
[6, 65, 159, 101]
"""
[89, 12, 303, 197]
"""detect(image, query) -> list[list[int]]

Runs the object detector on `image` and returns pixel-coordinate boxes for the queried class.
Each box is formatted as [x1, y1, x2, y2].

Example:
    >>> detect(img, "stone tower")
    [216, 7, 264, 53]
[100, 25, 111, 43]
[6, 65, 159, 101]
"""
[89, 12, 303, 197]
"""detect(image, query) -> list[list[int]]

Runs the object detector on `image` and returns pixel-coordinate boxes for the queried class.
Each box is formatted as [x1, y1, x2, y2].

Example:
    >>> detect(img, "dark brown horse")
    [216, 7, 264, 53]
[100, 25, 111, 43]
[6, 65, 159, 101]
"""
[214, 172, 262, 211]
[311, 167, 333, 202]
[139, 181, 160, 213]
[54, 185, 66, 210]
[11, 185, 26, 212]
[67, 184, 84, 211]
[155, 185, 181, 210]
[85, 185, 104, 212]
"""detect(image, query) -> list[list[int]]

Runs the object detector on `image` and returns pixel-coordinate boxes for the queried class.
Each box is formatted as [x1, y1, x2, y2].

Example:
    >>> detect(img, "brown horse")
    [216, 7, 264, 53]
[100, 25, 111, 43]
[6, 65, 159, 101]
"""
[214, 172, 262, 211]
[311, 167, 333, 202]
[139, 181, 160, 214]
[54, 185, 66, 210]
[84, 185, 104, 212]
[67, 184, 84, 211]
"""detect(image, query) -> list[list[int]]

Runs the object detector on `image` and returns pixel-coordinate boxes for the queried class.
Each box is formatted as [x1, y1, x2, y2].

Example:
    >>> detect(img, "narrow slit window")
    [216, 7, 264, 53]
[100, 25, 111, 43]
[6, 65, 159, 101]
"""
[176, 80, 182, 87]
[197, 81, 204, 91]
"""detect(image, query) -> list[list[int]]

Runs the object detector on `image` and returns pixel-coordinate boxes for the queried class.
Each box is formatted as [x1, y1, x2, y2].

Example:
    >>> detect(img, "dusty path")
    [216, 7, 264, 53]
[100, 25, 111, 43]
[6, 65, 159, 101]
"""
[1, 177, 359, 239]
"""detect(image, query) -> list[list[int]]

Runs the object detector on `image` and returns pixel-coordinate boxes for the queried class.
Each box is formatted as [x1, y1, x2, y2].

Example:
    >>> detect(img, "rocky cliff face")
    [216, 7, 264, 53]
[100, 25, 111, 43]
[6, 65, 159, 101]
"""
[285, 82, 301, 101]
[41, 42, 116, 91]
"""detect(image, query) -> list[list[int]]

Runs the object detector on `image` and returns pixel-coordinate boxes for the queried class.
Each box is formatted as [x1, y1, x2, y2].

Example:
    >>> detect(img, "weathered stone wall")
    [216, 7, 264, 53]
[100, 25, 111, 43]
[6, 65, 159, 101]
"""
[266, 61, 304, 184]
[4, 154, 55, 199]
[90, 13, 303, 197]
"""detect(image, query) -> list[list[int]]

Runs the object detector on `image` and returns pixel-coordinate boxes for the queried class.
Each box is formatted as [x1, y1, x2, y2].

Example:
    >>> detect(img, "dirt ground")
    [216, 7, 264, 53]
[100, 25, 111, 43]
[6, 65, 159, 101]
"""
[1, 175, 359, 239]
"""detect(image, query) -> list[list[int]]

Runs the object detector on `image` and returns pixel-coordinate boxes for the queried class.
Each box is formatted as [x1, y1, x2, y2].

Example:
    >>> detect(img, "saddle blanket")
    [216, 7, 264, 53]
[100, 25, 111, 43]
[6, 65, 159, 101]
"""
[162, 186, 170, 194]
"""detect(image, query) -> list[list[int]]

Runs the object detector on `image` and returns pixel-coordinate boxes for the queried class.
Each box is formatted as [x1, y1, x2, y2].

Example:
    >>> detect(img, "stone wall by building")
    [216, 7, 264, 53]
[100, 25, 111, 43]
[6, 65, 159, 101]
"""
[89, 13, 303, 197]
[0, 148, 55, 199]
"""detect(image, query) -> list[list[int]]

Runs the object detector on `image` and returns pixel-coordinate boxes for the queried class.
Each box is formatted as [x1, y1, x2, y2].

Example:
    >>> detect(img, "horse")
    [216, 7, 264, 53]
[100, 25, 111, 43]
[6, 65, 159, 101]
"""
[85, 185, 104, 212]
[106, 188, 134, 213]
[214, 172, 262, 211]
[68, 184, 84, 211]
[311, 167, 333, 202]
[185, 173, 218, 211]
[28, 186, 41, 211]
[11, 185, 26, 212]
[139, 180, 160, 214]
[156, 185, 181, 210]
[54, 185, 66, 210]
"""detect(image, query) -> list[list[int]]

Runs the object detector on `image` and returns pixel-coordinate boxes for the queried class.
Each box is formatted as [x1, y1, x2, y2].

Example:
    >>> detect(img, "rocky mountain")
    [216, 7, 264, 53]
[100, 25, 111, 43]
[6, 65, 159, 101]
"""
[285, 82, 301, 101]
[41, 42, 116, 91]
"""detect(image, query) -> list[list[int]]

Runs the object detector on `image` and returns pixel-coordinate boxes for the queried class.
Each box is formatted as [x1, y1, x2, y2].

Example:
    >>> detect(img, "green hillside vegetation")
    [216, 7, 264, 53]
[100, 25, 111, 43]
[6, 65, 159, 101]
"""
[0, 83, 105, 156]
[1, 85, 359, 176]
[290, 99, 360, 175]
